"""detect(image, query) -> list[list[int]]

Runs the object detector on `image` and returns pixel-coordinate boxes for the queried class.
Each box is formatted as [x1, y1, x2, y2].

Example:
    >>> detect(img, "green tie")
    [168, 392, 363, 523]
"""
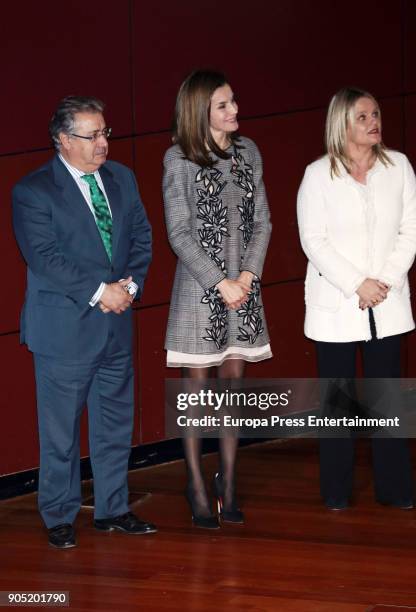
[81, 173, 112, 260]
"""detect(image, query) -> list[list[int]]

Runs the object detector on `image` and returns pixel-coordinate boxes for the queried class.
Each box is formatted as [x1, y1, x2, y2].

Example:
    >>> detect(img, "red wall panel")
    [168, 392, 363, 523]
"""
[380, 97, 405, 152]
[407, 263, 416, 376]
[134, 134, 177, 306]
[136, 305, 180, 444]
[246, 282, 316, 378]
[242, 111, 325, 284]
[133, 0, 402, 133]
[404, 95, 416, 374]
[0, 0, 413, 477]
[0, 151, 50, 334]
[0, 1, 132, 154]
[404, 95, 416, 167]
[130, 310, 141, 446]
[109, 138, 135, 169]
[0, 335, 38, 475]
[404, 0, 416, 93]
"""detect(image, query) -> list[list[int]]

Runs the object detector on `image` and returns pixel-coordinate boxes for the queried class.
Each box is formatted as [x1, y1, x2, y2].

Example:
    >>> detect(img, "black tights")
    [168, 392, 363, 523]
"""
[182, 359, 245, 516]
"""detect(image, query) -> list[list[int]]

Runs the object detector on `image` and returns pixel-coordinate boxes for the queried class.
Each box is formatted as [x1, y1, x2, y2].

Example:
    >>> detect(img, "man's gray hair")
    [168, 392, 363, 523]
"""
[49, 96, 105, 150]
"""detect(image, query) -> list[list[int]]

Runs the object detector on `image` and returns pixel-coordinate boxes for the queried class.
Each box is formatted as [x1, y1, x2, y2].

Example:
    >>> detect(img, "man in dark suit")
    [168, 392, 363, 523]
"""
[13, 96, 156, 548]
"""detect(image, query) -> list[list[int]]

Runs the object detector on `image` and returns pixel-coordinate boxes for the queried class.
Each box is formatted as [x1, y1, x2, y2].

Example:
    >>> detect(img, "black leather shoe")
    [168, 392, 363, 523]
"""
[325, 499, 349, 511]
[398, 502, 414, 510]
[48, 523, 76, 549]
[94, 511, 157, 534]
[376, 498, 414, 510]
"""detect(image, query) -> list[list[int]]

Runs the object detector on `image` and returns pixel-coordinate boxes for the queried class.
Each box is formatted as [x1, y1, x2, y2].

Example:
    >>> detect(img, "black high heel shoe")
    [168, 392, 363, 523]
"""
[213, 472, 244, 524]
[185, 486, 220, 529]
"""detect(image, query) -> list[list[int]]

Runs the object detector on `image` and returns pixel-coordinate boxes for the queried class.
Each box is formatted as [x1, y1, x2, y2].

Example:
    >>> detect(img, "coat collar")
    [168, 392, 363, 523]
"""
[335, 156, 385, 184]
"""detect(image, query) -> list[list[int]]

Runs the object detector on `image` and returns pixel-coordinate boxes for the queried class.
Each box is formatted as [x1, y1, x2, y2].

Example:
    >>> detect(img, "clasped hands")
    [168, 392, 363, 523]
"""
[356, 278, 390, 310]
[217, 271, 254, 310]
[99, 276, 134, 314]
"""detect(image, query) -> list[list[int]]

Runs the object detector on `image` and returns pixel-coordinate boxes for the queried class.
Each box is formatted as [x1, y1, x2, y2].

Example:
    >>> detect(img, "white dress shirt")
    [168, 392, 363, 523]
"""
[58, 154, 137, 306]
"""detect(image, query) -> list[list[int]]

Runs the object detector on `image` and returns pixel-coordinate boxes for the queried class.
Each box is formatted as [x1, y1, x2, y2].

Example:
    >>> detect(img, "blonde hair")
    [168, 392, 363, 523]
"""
[325, 87, 393, 178]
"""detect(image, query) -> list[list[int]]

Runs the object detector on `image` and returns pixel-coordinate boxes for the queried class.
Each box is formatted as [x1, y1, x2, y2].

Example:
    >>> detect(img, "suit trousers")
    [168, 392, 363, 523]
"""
[316, 310, 413, 506]
[33, 334, 134, 528]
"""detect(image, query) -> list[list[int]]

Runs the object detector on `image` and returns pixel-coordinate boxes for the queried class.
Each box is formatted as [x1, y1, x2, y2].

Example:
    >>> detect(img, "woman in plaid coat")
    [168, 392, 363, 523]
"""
[163, 70, 272, 528]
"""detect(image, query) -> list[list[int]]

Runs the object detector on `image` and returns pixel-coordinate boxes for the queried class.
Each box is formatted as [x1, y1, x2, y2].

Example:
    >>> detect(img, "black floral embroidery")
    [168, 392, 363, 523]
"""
[201, 288, 228, 349]
[196, 167, 229, 347]
[237, 317, 264, 344]
[196, 166, 222, 183]
[231, 150, 255, 249]
[198, 229, 222, 264]
[201, 286, 220, 309]
[196, 188, 218, 206]
[236, 280, 264, 344]
[209, 303, 228, 330]
[196, 148, 265, 348]
[237, 297, 261, 330]
[231, 153, 253, 181]
[231, 151, 265, 343]
[203, 324, 227, 349]
[237, 198, 254, 248]
[197, 200, 229, 244]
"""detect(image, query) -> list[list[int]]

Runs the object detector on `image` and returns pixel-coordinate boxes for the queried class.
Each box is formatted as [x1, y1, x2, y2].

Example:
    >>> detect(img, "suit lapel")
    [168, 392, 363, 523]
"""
[99, 165, 123, 262]
[51, 156, 107, 258]
[52, 156, 115, 264]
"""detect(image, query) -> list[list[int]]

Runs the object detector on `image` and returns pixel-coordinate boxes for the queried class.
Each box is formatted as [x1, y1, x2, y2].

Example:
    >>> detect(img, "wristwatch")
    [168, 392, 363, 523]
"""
[125, 282, 137, 296]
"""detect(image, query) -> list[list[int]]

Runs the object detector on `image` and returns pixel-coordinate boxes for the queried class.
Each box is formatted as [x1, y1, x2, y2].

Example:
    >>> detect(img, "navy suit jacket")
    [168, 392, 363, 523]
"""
[13, 155, 152, 360]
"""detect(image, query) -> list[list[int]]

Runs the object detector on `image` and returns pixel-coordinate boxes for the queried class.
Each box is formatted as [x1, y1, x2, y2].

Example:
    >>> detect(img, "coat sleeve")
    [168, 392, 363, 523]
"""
[123, 169, 152, 299]
[12, 181, 104, 305]
[163, 151, 226, 291]
[377, 156, 416, 291]
[239, 142, 272, 279]
[297, 164, 366, 298]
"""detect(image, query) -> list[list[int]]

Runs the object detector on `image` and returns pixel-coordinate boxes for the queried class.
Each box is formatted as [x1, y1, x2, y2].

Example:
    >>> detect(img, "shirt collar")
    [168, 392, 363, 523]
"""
[58, 153, 99, 178]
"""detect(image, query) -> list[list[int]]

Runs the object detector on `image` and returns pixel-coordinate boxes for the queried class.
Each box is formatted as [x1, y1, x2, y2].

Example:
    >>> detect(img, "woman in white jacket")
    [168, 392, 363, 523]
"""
[297, 87, 416, 509]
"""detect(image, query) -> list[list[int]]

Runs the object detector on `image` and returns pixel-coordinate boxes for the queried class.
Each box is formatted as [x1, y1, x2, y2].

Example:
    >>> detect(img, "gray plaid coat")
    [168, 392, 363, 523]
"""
[163, 136, 271, 355]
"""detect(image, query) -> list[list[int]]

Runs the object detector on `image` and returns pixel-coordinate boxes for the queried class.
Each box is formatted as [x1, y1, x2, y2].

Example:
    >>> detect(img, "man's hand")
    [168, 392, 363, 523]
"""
[357, 278, 390, 310]
[99, 276, 134, 314]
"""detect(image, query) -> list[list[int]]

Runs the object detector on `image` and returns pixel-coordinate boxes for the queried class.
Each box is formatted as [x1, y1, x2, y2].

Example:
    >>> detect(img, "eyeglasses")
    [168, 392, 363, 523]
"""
[70, 127, 112, 142]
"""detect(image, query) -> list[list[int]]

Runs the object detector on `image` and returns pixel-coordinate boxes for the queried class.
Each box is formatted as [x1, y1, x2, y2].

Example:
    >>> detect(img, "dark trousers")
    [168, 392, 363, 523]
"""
[33, 335, 134, 528]
[316, 312, 413, 505]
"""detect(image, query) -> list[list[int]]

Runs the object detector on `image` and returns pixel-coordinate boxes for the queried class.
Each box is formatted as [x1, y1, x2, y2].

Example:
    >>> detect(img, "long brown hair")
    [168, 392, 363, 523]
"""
[173, 69, 239, 167]
[325, 86, 393, 178]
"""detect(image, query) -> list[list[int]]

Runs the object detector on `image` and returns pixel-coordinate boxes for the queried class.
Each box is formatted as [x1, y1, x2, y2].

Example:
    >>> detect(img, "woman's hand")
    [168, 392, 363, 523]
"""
[237, 270, 255, 293]
[357, 278, 390, 310]
[217, 278, 249, 310]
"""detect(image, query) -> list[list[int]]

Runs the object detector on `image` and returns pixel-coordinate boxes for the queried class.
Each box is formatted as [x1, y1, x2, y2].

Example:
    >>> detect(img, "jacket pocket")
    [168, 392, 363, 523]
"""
[305, 268, 341, 312]
[37, 290, 75, 309]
